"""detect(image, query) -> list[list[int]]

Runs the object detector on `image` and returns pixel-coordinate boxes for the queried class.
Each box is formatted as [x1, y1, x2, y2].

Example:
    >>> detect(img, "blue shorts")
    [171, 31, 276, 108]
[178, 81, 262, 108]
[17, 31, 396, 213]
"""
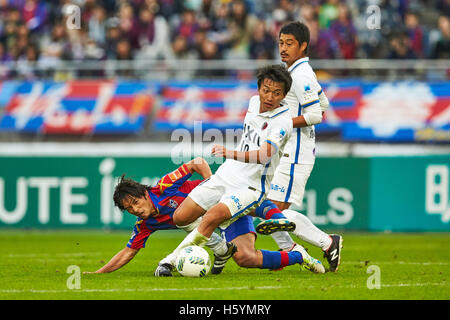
[220, 215, 256, 242]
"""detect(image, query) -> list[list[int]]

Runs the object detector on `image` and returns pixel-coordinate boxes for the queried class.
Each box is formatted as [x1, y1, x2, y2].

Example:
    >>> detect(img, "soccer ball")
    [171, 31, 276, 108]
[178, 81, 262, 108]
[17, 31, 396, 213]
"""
[175, 246, 211, 277]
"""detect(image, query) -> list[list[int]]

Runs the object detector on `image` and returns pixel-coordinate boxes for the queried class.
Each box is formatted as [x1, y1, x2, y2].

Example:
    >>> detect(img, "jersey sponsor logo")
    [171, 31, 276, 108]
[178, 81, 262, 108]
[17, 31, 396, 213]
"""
[302, 83, 317, 104]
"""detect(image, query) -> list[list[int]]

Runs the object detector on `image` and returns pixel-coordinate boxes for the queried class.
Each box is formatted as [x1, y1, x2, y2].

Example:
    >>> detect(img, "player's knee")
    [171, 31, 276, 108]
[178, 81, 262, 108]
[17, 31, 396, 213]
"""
[205, 204, 230, 225]
[173, 208, 189, 226]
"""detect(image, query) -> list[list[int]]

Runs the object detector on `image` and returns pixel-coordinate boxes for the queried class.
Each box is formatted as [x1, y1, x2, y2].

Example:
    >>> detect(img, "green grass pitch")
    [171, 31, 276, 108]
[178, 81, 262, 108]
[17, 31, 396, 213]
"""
[0, 230, 449, 300]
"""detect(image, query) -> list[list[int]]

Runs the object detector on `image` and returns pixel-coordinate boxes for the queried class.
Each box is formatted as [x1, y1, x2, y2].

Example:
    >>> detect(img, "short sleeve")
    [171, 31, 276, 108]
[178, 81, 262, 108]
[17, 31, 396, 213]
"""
[126, 219, 155, 249]
[265, 118, 292, 152]
[292, 74, 320, 109]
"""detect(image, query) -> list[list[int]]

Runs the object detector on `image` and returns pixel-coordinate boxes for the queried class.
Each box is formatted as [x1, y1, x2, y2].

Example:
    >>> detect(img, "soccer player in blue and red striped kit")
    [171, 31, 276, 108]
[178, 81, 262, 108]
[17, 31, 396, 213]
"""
[84, 156, 324, 275]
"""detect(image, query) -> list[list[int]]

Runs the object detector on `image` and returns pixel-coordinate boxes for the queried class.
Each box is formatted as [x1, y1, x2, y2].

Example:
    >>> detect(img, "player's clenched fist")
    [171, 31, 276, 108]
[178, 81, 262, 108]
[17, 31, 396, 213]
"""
[211, 144, 229, 158]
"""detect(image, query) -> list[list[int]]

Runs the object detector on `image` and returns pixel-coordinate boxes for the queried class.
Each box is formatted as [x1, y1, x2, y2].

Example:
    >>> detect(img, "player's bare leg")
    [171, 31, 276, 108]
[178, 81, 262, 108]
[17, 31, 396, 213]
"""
[172, 196, 206, 227]
[231, 233, 263, 267]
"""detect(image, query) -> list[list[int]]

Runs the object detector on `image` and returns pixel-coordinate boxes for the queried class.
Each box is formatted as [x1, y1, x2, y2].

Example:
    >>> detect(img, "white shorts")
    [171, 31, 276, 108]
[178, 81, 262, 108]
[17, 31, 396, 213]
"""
[267, 162, 314, 206]
[188, 174, 265, 229]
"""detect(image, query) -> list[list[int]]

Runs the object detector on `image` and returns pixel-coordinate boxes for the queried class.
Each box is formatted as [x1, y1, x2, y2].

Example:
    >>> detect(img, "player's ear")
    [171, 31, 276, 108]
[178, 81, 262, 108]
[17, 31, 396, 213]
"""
[300, 41, 308, 55]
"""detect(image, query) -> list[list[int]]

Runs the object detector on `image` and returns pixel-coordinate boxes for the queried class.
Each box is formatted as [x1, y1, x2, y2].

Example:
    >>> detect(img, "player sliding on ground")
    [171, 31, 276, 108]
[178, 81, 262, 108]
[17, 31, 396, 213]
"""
[169, 64, 325, 274]
[83, 157, 234, 274]
[83, 156, 323, 275]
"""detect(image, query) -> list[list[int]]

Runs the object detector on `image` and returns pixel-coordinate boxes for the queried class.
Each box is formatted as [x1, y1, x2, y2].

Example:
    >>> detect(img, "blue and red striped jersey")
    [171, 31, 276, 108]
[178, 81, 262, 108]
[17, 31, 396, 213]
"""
[127, 164, 202, 249]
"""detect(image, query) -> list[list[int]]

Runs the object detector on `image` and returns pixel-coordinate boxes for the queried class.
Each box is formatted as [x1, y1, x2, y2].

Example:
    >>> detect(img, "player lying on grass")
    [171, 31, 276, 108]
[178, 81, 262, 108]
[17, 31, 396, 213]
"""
[169, 64, 325, 274]
[83, 156, 323, 275]
[83, 157, 236, 274]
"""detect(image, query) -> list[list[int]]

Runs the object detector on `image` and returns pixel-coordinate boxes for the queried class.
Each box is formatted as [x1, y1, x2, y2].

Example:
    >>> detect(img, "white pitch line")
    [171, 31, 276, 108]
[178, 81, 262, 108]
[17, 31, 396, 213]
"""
[0, 286, 281, 294]
[344, 261, 450, 266]
[1, 283, 449, 294]
[5, 252, 105, 258]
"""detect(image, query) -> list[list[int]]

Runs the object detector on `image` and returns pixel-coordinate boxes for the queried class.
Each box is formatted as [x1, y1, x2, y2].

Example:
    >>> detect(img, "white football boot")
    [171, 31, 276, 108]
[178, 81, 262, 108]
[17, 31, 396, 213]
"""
[292, 244, 326, 274]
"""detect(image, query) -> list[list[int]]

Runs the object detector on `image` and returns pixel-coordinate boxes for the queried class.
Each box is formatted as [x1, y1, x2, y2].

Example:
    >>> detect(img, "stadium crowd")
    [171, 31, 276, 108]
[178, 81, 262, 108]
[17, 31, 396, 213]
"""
[0, 0, 449, 79]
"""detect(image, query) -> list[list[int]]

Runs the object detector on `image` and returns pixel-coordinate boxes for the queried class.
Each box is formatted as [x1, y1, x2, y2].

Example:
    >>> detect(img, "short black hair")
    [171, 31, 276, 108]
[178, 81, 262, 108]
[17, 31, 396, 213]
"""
[113, 174, 149, 211]
[279, 21, 310, 54]
[256, 64, 292, 95]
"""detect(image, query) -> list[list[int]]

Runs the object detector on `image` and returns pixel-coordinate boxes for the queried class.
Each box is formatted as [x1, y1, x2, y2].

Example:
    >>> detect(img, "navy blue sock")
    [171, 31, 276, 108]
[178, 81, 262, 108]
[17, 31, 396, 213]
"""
[260, 249, 303, 270]
[255, 200, 286, 220]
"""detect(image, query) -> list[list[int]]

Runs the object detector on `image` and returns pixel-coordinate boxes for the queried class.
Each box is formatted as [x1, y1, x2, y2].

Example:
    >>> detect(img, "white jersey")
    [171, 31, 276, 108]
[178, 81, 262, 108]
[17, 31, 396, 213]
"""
[281, 57, 328, 165]
[215, 95, 293, 193]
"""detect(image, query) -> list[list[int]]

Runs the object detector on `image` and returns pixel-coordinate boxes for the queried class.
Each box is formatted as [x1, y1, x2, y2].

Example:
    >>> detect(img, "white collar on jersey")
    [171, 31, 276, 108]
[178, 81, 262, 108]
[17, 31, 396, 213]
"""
[249, 95, 289, 118]
[259, 105, 289, 118]
[288, 57, 309, 73]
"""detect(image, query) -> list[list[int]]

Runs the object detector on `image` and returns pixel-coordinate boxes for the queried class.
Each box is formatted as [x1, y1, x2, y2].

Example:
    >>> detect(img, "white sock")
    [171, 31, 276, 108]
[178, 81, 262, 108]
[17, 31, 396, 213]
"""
[159, 252, 177, 266]
[172, 227, 210, 258]
[270, 231, 295, 251]
[205, 232, 228, 256]
[283, 209, 332, 251]
[178, 218, 227, 255]
[176, 217, 202, 232]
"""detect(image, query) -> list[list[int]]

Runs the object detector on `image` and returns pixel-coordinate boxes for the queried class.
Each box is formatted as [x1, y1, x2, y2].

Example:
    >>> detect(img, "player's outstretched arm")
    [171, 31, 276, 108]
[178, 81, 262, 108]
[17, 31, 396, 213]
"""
[185, 157, 212, 179]
[84, 247, 139, 274]
[211, 142, 276, 164]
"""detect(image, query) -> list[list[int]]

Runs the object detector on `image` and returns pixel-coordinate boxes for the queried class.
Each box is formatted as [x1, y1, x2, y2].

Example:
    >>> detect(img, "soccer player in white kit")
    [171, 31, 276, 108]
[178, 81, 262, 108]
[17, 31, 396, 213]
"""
[258, 21, 343, 272]
[170, 65, 325, 273]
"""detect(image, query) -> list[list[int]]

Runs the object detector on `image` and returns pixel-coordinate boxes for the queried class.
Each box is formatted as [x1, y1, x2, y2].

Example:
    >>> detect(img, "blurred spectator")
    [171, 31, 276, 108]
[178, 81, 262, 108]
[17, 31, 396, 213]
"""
[0, 42, 12, 62]
[319, 0, 339, 29]
[16, 44, 40, 80]
[196, 39, 226, 77]
[330, 3, 357, 59]
[118, 2, 135, 45]
[167, 34, 198, 79]
[158, 0, 184, 21]
[104, 18, 122, 58]
[132, 6, 171, 60]
[435, 0, 450, 17]
[404, 10, 425, 58]
[88, 5, 107, 45]
[225, 0, 258, 59]
[115, 37, 133, 60]
[114, 37, 134, 77]
[430, 15, 450, 59]
[299, 3, 317, 26]
[249, 19, 276, 60]
[277, 0, 299, 22]
[38, 23, 71, 69]
[388, 32, 416, 59]
[174, 9, 199, 48]
[209, 2, 232, 52]
[307, 18, 338, 59]
[22, 0, 48, 32]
